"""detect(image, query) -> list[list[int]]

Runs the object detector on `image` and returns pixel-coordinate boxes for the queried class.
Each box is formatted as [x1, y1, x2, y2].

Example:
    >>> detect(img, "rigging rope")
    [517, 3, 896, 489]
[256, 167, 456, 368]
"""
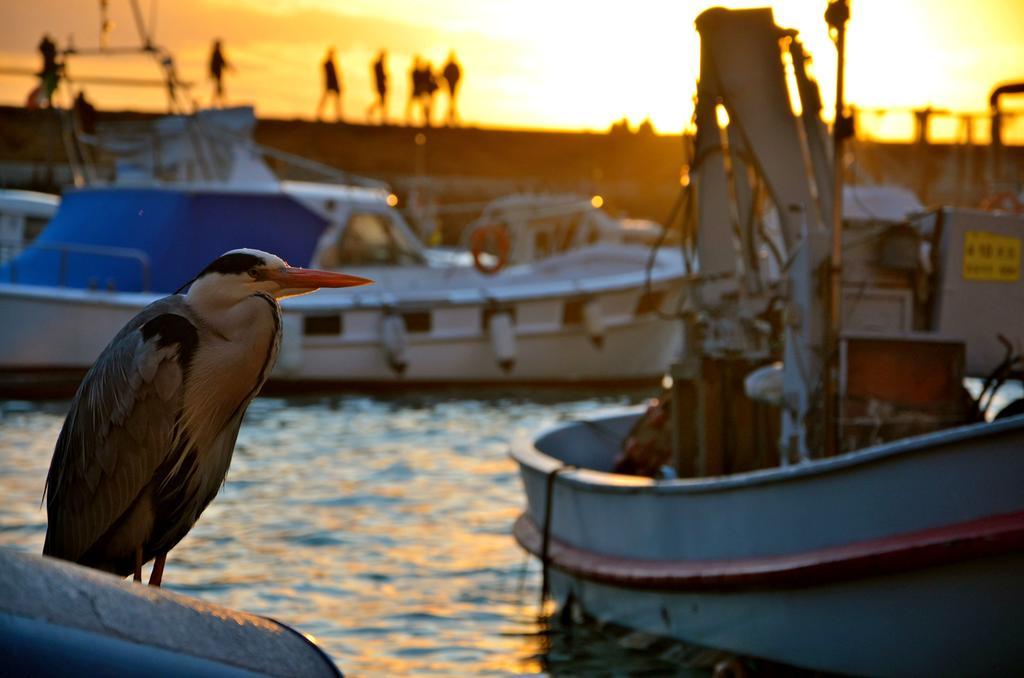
[539, 464, 574, 608]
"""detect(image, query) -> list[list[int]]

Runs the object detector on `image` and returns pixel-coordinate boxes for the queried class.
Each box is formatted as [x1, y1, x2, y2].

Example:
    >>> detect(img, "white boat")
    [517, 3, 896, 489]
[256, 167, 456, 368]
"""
[456, 193, 668, 269]
[0, 189, 60, 264]
[512, 7, 1024, 675]
[513, 412, 1024, 676]
[0, 107, 685, 395]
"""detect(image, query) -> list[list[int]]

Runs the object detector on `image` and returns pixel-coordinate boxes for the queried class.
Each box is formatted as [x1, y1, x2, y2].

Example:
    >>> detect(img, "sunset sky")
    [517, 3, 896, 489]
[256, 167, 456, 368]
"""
[1, 0, 1022, 140]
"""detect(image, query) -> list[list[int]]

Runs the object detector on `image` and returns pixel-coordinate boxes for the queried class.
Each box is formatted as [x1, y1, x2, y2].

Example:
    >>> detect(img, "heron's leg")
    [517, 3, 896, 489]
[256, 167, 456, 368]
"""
[134, 546, 143, 582]
[148, 553, 166, 587]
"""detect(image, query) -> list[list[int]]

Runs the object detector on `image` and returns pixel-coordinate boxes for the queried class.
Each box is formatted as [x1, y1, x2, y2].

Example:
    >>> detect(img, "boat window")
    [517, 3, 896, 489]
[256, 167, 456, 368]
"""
[635, 290, 666, 316]
[557, 217, 580, 252]
[322, 213, 424, 266]
[562, 299, 584, 325]
[25, 216, 50, 242]
[534, 231, 551, 258]
[304, 314, 342, 335]
[402, 311, 432, 333]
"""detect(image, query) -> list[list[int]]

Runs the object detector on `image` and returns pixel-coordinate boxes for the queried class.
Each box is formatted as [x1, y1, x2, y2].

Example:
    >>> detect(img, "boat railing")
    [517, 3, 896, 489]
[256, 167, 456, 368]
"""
[236, 133, 389, 190]
[73, 113, 390, 192]
[3, 240, 151, 292]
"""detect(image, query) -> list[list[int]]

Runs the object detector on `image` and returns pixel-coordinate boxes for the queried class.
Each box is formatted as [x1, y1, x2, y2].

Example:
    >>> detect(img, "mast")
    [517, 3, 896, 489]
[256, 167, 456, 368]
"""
[823, 0, 851, 456]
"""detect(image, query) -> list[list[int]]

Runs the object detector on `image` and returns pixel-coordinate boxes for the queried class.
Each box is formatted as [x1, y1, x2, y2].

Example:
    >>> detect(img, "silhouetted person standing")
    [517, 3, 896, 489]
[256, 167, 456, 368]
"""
[158, 51, 182, 113]
[317, 48, 343, 122]
[442, 51, 461, 126]
[366, 50, 388, 123]
[37, 34, 60, 107]
[72, 90, 98, 135]
[420, 60, 438, 127]
[208, 39, 231, 107]
[406, 56, 423, 125]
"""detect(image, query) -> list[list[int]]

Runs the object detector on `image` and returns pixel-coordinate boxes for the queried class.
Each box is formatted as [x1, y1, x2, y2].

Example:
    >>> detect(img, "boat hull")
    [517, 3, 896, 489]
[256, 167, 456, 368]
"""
[539, 550, 1024, 677]
[0, 276, 682, 394]
[511, 412, 1024, 675]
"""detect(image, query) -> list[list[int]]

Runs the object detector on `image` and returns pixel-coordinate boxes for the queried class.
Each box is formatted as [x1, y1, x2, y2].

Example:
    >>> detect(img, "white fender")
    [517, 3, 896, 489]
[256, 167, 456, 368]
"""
[488, 312, 517, 372]
[582, 298, 606, 348]
[274, 312, 304, 375]
[744, 361, 784, 406]
[380, 312, 408, 374]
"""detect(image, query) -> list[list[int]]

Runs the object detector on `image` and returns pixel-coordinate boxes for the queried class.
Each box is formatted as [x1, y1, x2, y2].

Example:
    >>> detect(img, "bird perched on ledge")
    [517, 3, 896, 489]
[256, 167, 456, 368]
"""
[43, 249, 372, 586]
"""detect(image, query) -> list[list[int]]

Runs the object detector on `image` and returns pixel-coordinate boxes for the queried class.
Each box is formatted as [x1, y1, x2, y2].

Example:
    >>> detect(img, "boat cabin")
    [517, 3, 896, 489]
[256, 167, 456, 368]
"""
[0, 107, 434, 293]
[461, 194, 665, 265]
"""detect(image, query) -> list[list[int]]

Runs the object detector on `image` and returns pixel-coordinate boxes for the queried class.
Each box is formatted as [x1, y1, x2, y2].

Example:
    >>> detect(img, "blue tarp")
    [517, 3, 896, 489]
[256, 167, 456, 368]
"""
[0, 188, 330, 293]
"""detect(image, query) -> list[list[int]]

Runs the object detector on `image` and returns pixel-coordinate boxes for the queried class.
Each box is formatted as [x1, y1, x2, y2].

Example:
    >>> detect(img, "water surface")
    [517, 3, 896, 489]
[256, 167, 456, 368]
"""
[0, 390, 701, 676]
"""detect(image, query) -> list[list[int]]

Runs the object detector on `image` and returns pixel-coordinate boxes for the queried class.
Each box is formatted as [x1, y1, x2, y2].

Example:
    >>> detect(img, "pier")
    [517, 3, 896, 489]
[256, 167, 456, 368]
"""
[1, 105, 1019, 239]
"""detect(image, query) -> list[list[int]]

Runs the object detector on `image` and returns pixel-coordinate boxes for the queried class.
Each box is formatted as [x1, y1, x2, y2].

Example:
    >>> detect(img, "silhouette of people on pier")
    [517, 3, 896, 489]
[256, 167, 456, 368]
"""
[208, 39, 231, 107]
[406, 57, 422, 125]
[158, 51, 184, 113]
[441, 51, 461, 126]
[35, 33, 61, 108]
[421, 60, 438, 126]
[366, 50, 388, 124]
[406, 57, 438, 127]
[73, 90, 97, 134]
[317, 48, 343, 122]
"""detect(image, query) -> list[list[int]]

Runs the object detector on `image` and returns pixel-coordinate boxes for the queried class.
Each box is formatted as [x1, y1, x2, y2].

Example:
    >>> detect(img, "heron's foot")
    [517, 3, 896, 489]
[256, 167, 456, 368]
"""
[134, 546, 143, 583]
[149, 553, 166, 587]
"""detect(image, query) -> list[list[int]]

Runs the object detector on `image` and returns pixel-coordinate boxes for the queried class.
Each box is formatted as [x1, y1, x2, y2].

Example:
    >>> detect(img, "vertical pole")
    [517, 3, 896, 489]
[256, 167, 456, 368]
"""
[413, 132, 427, 240]
[129, 0, 153, 51]
[669, 319, 700, 478]
[824, 0, 850, 457]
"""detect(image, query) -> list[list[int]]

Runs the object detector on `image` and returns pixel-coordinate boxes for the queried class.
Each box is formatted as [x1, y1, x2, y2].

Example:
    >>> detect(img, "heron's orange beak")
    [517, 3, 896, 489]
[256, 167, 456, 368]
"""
[267, 267, 374, 289]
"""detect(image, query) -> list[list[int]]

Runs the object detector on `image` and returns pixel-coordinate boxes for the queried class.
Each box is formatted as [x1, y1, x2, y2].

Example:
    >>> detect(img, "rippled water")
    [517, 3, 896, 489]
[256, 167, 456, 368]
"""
[0, 389, 704, 676]
[7, 381, 1022, 676]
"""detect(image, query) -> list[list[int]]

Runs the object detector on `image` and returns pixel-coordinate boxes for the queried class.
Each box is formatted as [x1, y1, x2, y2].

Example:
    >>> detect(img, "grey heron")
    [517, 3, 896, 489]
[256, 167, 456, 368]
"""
[42, 249, 372, 586]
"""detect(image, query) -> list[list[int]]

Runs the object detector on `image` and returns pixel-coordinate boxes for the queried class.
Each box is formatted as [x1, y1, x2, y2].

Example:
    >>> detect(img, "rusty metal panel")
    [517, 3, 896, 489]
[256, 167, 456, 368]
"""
[839, 334, 967, 451]
[843, 336, 963, 408]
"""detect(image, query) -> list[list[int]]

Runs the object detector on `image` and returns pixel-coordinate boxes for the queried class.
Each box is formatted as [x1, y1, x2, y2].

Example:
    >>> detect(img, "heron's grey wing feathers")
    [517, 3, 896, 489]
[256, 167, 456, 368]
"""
[44, 296, 197, 562]
[149, 406, 246, 556]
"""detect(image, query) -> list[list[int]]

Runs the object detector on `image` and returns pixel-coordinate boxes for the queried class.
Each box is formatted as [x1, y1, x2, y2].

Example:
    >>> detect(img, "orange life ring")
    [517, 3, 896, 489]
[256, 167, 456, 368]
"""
[980, 192, 1024, 213]
[470, 224, 510, 274]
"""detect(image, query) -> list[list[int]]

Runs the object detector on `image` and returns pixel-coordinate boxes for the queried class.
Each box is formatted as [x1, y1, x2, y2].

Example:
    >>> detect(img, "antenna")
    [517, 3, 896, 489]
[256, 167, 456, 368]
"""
[129, 0, 154, 51]
[823, 0, 852, 457]
[99, 0, 113, 49]
[150, 0, 160, 45]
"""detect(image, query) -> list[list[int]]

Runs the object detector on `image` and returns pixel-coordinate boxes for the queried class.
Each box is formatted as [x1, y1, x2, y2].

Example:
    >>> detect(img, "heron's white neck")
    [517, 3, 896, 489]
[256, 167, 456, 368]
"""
[186, 276, 279, 341]
[179, 290, 282, 454]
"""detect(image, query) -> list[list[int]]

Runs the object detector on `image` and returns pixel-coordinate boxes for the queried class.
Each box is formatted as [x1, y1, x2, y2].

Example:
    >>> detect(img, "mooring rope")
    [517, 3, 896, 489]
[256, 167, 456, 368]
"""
[540, 464, 574, 608]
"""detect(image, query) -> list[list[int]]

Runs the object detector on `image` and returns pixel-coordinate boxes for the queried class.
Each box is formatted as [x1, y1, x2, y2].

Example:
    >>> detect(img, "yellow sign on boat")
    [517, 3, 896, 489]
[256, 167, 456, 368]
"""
[963, 230, 1021, 282]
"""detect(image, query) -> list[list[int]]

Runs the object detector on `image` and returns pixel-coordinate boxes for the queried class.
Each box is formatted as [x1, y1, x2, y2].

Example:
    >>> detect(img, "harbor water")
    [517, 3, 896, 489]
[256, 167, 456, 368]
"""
[0, 389, 704, 676]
